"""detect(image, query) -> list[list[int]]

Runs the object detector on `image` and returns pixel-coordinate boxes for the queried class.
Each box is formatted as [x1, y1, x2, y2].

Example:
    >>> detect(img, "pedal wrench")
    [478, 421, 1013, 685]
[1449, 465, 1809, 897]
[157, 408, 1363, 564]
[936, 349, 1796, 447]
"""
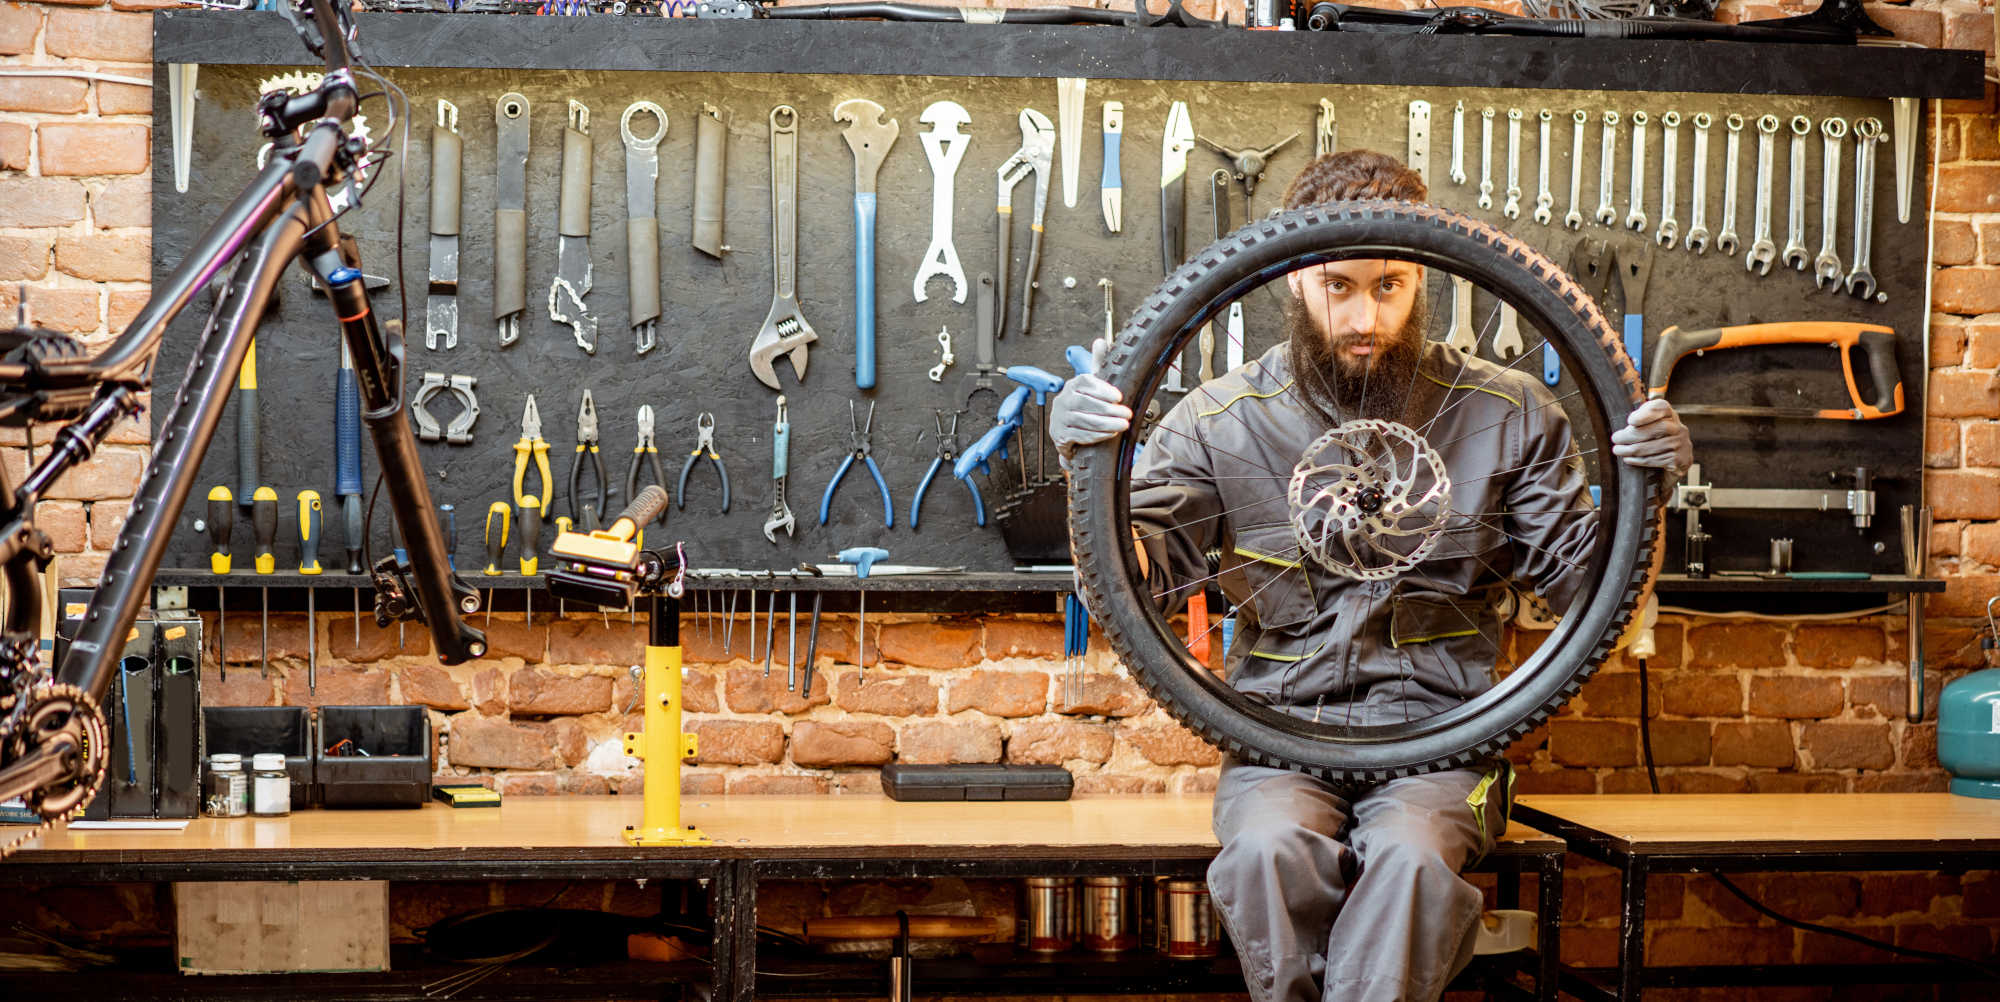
[494, 92, 530, 347]
[1533, 109, 1553, 225]
[426, 99, 462, 351]
[1813, 116, 1847, 289]
[621, 101, 666, 355]
[1625, 110, 1648, 233]
[1685, 112, 1712, 254]
[1596, 111, 1619, 226]
[1654, 110, 1680, 247]
[1564, 109, 1585, 230]
[835, 98, 900, 390]
[914, 101, 970, 304]
[549, 99, 597, 354]
[1716, 113, 1745, 257]
[1781, 115, 1812, 271]
[1746, 114, 1779, 275]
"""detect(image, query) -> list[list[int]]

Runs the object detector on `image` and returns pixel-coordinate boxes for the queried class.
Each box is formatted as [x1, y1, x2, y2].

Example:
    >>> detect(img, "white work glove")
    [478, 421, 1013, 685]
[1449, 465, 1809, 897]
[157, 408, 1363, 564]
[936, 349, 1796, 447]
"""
[1611, 398, 1692, 477]
[1050, 338, 1132, 468]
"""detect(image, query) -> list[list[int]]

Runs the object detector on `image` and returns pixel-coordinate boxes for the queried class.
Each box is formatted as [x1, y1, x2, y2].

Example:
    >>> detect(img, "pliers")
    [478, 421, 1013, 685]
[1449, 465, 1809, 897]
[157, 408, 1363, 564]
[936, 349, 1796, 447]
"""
[512, 395, 553, 513]
[676, 412, 731, 513]
[819, 398, 892, 528]
[568, 389, 609, 532]
[910, 409, 985, 530]
[626, 404, 668, 534]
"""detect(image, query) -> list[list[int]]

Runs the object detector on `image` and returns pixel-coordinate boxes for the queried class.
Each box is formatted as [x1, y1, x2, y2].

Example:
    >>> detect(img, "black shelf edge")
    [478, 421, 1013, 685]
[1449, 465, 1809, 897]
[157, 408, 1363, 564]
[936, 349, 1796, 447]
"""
[1653, 573, 1945, 594]
[154, 12, 1982, 100]
[151, 569, 1079, 592]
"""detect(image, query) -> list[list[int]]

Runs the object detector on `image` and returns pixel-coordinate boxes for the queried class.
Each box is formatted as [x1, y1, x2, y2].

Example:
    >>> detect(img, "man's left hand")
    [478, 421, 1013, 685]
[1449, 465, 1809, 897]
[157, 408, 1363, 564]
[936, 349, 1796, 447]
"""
[1611, 398, 1692, 475]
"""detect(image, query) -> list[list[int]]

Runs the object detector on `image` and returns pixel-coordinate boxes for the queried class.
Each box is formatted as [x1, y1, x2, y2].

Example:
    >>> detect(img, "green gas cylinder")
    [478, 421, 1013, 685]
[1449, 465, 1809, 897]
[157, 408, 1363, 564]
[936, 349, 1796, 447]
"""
[1938, 668, 2000, 800]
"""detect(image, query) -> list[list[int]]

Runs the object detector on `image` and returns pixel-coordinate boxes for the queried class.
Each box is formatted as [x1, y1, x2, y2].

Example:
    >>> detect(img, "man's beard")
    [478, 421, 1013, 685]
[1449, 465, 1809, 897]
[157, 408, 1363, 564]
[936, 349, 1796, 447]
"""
[1286, 294, 1428, 425]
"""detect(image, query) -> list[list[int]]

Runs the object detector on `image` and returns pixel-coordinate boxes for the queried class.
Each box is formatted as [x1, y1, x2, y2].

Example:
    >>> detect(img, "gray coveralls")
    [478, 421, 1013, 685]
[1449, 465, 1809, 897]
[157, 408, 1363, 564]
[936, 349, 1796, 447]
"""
[1128, 340, 1598, 1002]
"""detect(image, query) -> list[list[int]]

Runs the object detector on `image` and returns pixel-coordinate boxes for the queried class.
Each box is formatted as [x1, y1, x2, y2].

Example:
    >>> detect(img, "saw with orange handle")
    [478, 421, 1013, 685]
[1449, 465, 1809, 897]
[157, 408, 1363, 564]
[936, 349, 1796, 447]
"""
[1646, 321, 1903, 421]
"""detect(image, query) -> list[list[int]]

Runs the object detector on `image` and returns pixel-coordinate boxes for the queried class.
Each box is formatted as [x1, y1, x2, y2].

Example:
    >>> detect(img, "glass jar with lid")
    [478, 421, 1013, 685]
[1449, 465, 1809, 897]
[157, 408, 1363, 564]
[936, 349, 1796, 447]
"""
[203, 753, 247, 818]
[249, 752, 290, 817]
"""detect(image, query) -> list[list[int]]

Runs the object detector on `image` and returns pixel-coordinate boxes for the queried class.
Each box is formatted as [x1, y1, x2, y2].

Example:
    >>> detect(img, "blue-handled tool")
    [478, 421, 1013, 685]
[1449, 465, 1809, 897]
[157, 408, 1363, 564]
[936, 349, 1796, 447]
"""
[836, 99, 899, 389]
[1617, 242, 1653, 381]
[1066, 343, 1096, 376]
[1100, 102, 1123, 233]
[837, 546, 890, 681]
[954, 385, 1032, 480]
[1008, 364, 1064, 483]
[820, 399, 893, 528]
[912, 410, 985, 529]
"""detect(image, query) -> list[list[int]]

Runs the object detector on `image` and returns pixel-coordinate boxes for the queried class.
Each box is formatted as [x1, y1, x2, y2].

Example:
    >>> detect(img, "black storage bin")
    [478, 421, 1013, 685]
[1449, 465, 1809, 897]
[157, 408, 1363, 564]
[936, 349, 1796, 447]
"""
[316, 705, 432, 808]
[203, 706, 313, 808]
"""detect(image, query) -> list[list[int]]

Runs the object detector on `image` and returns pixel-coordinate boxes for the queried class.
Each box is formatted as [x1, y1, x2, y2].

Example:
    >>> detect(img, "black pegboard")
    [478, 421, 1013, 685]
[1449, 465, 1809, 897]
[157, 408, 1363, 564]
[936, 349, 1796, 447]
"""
[148, 44, 1941, 586]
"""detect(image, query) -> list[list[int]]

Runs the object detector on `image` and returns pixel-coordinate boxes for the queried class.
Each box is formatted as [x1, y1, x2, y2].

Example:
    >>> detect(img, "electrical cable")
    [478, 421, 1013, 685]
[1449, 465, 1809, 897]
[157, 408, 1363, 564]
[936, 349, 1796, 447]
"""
[1635, 656, 2000, 983]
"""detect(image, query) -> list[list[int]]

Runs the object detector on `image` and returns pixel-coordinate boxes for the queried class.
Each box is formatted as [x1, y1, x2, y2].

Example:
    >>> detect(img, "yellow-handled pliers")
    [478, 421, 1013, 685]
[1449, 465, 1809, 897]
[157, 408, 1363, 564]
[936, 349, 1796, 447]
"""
[512, 395, 553, 512]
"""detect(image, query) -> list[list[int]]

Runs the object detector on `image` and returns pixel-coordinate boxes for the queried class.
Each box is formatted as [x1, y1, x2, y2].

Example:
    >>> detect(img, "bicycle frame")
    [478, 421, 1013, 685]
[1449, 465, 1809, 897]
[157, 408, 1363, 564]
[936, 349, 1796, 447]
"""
[9, 130, 486, 729]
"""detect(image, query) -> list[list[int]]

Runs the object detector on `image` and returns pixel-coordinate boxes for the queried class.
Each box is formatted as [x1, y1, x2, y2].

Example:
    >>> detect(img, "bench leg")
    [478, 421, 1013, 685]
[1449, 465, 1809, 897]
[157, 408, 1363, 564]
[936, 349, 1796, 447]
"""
[1537, 852, 1562, 1002]
[1616, 858, 1648, 1002]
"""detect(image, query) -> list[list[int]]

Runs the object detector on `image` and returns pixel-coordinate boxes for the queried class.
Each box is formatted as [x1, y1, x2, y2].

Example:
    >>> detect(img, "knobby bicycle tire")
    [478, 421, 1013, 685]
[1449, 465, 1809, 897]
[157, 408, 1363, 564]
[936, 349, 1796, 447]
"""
[1066, 201, 1665, 781]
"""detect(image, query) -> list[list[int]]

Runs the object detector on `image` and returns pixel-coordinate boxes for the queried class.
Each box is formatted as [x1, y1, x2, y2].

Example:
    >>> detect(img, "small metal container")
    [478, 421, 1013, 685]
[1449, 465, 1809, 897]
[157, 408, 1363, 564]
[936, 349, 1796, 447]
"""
[1080, 876, 1139, 952]
[1164, 879, 1221, 959]
[1020, 876, 1077, 953]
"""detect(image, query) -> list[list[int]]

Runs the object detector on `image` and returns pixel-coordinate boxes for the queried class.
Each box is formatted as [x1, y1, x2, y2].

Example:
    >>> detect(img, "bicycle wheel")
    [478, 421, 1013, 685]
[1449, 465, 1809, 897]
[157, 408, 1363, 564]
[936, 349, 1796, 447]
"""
[1067, 201, 1664, 781]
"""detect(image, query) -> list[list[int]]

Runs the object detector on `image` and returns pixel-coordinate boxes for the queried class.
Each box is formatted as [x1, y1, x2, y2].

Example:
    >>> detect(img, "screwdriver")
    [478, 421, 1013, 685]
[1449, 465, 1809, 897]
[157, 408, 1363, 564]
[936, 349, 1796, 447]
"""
[252, 486, 276, 675]
[236, 337, 260, 512]
[206, 486, 232, 683]
[299, 490, 321, 693]
[483, 501, 509, 628]
[518, 495, 541, 628]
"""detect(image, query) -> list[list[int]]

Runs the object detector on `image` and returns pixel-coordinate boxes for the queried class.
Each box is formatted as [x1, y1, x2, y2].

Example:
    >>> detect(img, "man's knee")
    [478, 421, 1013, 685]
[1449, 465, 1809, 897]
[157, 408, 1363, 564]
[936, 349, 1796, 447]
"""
[1354, 807, 1477, 879]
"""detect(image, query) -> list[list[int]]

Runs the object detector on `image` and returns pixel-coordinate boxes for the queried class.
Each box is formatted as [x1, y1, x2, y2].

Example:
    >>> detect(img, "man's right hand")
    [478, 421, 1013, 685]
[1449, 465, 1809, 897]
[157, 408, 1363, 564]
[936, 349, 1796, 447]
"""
[1051, 338, 1133, 463]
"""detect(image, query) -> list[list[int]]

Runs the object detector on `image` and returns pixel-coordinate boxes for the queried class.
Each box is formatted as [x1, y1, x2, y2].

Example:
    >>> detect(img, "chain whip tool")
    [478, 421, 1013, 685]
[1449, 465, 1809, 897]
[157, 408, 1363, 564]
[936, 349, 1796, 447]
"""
[1745, 114, 1779, 275]
[494, 92, 529, 346]
[550, 99, 597, 353]
[1476, 106, 1494, 209]
[425, 99, 461, 351]
[1625, 110, 1648, 233]
[622, 101, 665, 355]
[1563, 109, 1585, 230]
[1716, 113, 1745, 257]
[1532, 109, 1553, 225]
[1654, 111, 1680, 247]
[1595, 111, 1619, 226]
[1813, 116, 1847, 289]
[1685, 112, 1713, 253]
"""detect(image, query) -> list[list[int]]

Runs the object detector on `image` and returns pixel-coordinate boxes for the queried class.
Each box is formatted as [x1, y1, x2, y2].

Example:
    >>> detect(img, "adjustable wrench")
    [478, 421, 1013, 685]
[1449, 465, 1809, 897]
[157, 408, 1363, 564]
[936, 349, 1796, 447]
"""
[914, 101, 970, 304]
[1596, 111, 1619, 226]
[1781, 115, 1813, 271]
[1813, 116, 1847, 289]
[748, 106, 818, 390]
[1494, 303, 1524, 360]
[1745, 114, 1780, 275]
[1716, 113, 1745, 257]
[1445, 276, 1476, 356]
[1685, 112, 1713, 254]
[1476, 106, 1494, 210]
[1533, 109, 1553, 225]
[764, 396, 795, 543]
[1625, 110, 1648, 233]
[835, 98, 899, 390]
[1449, 101, 1467, 185]
[1654, 110, 1680, 248]
[1564, 109, 1586, 230]
[426, 99, 462, 351]
[549, 99, 597, 354]
[621, 101, 665, 356]
[1502, 108, 1523, 219]
[1846, 116, 1883, 302]
[494, 92, 529, 347]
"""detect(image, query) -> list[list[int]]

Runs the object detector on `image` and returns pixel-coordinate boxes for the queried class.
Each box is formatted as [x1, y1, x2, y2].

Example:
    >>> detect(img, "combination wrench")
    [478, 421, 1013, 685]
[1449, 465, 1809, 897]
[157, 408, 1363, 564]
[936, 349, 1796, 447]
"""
[913, 101, 970, 304]
[1654, 111, 1680, 248]
[1502, 108, 1523, 219]
[1745, 114, 1779, 275]
[1625, 110, 1648, 233]
[1846, 116, 1883, 302]
[620, 101, 665, 356]
[1813, 116, 1847, 289]
[1564, 109, 1585, 230]
[1781, 115, 1812, 271]
[1716, 113, 1745, 257]
[1685, 112, 1713, 254]
[1533, 109, 1553, 225]
[1477, 107, 1494, 210]
[1595, 111, 1619, 226]
[1449, 101, 1467, 185]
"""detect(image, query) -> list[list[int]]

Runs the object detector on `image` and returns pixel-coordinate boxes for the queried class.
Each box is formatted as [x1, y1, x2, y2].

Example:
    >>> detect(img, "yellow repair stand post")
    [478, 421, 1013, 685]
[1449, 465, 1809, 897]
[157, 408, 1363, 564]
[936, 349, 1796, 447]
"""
[625, 591, 707, 845]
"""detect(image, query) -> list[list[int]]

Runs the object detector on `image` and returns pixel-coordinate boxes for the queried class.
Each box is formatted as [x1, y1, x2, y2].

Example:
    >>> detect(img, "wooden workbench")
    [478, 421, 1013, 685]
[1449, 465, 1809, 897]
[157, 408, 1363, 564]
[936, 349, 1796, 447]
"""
[1514, 793, 2000, 1002]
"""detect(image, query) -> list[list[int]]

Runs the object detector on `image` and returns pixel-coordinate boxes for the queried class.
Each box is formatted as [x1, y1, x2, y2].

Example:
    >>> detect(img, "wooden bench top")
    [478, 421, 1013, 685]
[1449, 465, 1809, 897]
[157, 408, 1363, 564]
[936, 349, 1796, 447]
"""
[1516, 793, 2000, 857]
[6, 794, 1560, 866]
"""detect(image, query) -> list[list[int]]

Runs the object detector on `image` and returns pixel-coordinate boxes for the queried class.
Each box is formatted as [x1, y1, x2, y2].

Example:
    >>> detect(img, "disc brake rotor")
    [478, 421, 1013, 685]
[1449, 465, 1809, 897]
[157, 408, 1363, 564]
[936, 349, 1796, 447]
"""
[1287, 418, 1452, 580]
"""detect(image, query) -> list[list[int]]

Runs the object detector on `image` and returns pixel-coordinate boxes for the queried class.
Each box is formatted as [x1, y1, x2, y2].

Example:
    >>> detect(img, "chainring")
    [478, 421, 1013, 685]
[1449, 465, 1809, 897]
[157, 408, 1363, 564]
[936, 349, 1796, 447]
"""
[0, 682, 107, 860]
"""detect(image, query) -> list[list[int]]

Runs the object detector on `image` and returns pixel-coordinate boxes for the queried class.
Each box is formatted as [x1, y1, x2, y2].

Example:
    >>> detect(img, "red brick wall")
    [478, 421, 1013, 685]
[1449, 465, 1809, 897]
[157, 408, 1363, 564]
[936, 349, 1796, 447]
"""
[4, 0, 1997, 983]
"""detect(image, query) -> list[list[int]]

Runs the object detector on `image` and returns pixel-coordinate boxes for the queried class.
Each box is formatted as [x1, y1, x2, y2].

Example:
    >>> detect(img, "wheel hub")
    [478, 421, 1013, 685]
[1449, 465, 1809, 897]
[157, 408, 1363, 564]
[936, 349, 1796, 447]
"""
[1287, 419, 1452, 580]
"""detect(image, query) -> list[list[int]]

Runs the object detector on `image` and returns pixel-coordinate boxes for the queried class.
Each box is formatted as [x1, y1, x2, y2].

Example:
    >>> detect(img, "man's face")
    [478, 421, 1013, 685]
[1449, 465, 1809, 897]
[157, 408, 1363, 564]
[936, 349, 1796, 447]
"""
[1285, 258, 1427, 373]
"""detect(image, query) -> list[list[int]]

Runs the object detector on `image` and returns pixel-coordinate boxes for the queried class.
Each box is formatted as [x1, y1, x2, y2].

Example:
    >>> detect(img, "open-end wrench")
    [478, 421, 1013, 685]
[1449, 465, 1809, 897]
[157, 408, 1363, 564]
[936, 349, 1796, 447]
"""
[1685, 112, 1713, 254]
[1502, 108, 1523, 219]
[621, 101, 665, 356]
[426, 99, 461, 352]
[1494, 302, 1524, 359]
[1655, 111, 1680, 248]
[764, 396, 795, 542]
[915, 101, 970, 305]
[494, 92, 529, 347]
[1746, 114, 1780, 275]
[1565, 110, 1586, 230]
[835, 98, 899, 390]
[1813, 116, 1847, 289]
[1533, 109, 1554, 225]
[1717, 113, 1745, 257]
[1781, 115, 1813, 271]
[1449, 101, 1467, 185]
[749, 106, 818, 390]
[549, 99, 597, 354]
[1846, 116, 1884, 302]
[1476, 106, 1494, 210]
[1445, 276, 1476, 356]
[1596, 111, 1619, 226]
[1625, 110, 1648, 233]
